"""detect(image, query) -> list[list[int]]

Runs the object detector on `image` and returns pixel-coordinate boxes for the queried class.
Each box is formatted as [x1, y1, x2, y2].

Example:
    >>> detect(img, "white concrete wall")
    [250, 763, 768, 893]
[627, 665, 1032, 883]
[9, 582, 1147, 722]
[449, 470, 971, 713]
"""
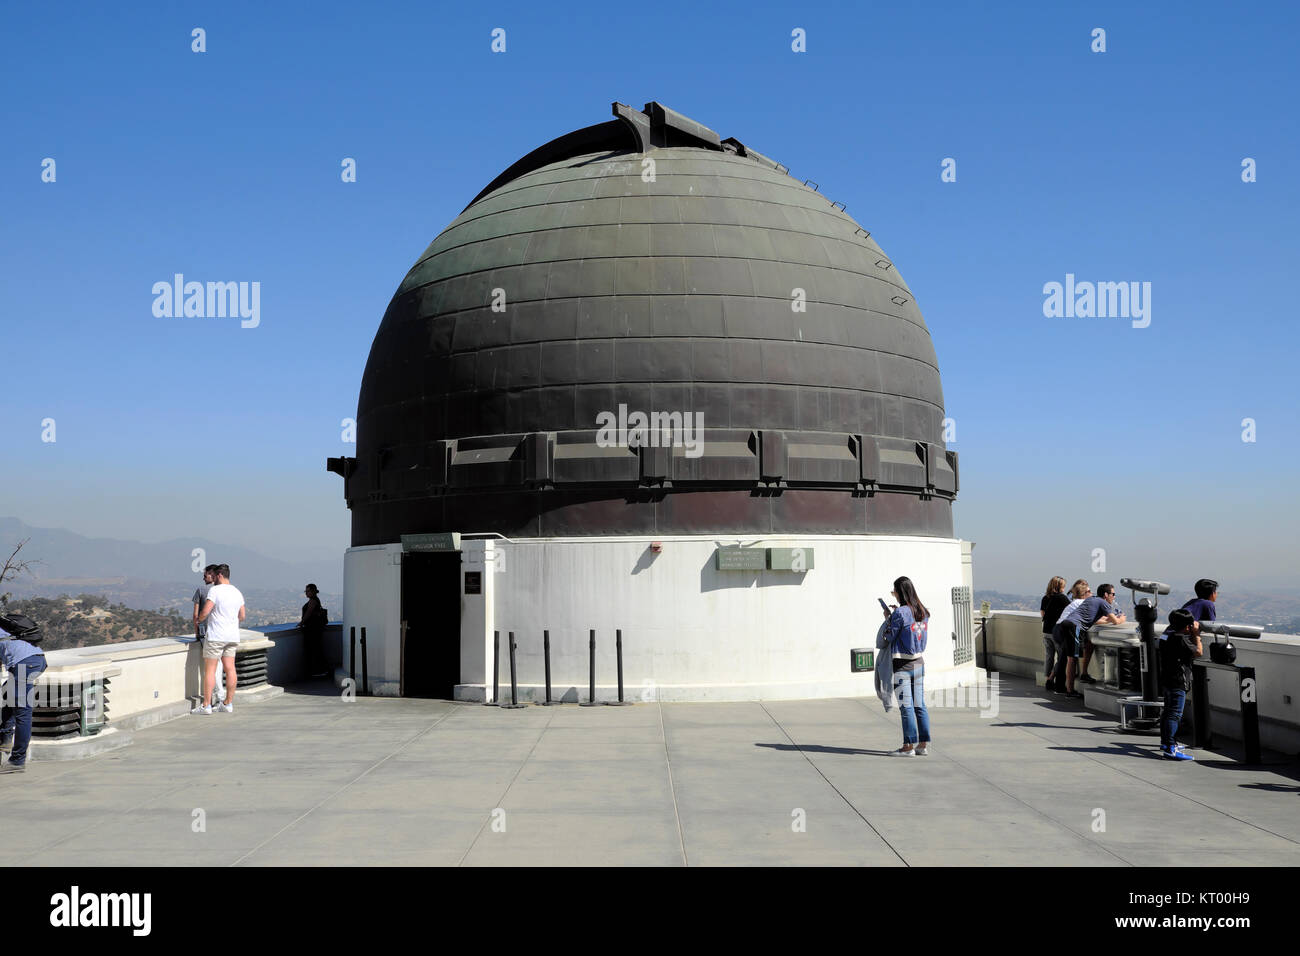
[983, 611, 1044, 677]
[462, 534, 971, 702]
[342, 544, 403, 695]
[459, 538, 495, 691]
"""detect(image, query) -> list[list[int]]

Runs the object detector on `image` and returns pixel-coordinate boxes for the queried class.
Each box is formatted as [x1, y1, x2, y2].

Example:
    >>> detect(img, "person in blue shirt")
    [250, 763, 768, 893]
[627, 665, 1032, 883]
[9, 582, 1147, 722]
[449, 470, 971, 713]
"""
[1058, 584, 1126, 695]
[882, 576, 931, 757]
[1181, 578, 1218, 624]
[0, 623, 48, 773]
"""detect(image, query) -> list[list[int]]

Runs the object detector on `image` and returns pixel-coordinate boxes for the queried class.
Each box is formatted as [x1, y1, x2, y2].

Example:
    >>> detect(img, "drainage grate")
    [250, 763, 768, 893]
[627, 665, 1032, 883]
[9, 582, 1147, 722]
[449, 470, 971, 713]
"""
[235, 646, 269, 689]
[32, 677, 110, 739]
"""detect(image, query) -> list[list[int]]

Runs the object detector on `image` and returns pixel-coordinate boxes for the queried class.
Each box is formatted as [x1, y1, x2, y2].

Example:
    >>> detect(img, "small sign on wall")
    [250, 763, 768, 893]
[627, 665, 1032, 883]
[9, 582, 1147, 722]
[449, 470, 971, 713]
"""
[464, 571, 482, 595]
[716, 547, 766, 571]
[403, 532, 462, 552]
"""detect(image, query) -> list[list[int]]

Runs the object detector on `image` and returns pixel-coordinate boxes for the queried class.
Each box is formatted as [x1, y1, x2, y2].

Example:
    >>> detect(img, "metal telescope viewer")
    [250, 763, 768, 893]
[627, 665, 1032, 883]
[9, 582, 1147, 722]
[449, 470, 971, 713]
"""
[1118, 577, 1168, 708]
[1119, 578, 1171, 598]
[1200, 622, 1264, 640]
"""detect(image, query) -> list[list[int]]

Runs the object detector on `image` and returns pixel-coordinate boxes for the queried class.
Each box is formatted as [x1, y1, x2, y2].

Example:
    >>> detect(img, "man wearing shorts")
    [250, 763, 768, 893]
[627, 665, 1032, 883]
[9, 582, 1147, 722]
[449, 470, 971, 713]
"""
[194, 564, 246, 715]
[191, 564, 217, 712]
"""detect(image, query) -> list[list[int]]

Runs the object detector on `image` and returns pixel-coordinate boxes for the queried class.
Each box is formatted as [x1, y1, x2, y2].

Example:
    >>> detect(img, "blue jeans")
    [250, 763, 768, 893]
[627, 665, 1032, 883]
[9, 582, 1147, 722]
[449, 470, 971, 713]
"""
[1, 656, 47, 765]
[1160, 688, 1186, 749]
[893, 662, 931, 746]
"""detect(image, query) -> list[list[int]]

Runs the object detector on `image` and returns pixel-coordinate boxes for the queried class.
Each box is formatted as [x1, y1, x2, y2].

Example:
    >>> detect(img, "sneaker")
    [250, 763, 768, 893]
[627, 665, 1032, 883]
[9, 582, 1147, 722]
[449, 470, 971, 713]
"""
[216, 702, 233, 714]
[1065, 690, 1084, 699]
[889, 747, 916, 757]
[0, 737, 12, 753]
[1079, 674, 1097, 684]
[1161, 747, 1194, 761]
[192, 704, 212, 716]
[0, 761, 25, 774]
[915, 744, 930, 756]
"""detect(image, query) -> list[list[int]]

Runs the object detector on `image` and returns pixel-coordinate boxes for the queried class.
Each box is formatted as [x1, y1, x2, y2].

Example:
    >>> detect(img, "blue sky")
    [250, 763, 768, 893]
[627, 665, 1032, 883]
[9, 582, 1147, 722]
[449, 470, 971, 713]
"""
[2, 1, 1297, 592]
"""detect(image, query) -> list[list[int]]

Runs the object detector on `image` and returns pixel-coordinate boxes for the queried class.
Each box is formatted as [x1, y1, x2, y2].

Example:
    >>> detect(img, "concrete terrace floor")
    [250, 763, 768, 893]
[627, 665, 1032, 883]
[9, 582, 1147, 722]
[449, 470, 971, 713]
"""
[5, 676, 1300, 867]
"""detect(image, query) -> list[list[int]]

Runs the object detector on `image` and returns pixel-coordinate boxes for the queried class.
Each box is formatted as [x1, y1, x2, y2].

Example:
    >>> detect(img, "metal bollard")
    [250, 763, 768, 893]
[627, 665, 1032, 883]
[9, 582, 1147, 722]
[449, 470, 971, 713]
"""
[360, 626, 369, 696]
[541, 630, 560, 705]
[605, 628, 630, 705]
[485, 630, 500, 706]
[502, 631, 527, 709]
[580, 629, 600, 705]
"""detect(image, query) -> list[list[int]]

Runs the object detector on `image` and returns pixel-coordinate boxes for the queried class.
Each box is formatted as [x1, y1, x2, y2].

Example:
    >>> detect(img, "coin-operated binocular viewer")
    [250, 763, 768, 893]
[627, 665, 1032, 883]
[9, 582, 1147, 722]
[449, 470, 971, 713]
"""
[1108, 577, 1170, 733]
[1119, 577, 1169, 704]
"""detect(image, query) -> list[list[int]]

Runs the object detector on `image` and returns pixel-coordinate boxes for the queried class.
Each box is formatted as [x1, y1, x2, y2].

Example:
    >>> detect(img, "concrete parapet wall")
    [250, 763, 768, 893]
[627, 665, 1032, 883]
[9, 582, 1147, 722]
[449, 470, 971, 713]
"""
[983, 610, 1300, 755]
[7, 630, 299, 758]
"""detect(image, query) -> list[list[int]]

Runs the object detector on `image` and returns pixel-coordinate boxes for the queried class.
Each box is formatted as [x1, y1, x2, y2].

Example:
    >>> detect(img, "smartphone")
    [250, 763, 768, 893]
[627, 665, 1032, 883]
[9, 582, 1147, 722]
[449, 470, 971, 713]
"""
[878, 598, 891, 615]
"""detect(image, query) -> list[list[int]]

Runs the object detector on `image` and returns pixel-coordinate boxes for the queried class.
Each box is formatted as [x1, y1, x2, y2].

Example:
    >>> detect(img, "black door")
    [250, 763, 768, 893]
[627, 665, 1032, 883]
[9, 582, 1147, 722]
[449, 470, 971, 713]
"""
[400, 551, 462, 698]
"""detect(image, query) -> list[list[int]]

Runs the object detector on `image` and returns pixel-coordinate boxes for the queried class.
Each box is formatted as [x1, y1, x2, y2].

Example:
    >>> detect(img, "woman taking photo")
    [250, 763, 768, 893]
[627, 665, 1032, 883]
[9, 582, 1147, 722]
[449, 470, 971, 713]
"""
[884, 576, 931, 756]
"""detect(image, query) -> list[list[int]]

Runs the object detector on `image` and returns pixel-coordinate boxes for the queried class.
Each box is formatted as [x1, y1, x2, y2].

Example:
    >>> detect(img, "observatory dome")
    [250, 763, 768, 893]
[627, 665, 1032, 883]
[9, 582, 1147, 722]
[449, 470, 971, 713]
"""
[337, 101, 957, 545]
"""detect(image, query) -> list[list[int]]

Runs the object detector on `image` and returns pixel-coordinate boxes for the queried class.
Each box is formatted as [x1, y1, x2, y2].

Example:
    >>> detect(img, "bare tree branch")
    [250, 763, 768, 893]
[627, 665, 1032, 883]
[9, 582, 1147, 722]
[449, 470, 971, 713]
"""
[0, 538, 40, 606]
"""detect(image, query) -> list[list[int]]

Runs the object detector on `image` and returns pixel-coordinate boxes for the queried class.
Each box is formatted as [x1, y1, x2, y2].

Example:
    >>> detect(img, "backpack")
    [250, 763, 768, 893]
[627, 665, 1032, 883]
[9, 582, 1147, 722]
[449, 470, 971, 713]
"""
[0, 611, 43, 643]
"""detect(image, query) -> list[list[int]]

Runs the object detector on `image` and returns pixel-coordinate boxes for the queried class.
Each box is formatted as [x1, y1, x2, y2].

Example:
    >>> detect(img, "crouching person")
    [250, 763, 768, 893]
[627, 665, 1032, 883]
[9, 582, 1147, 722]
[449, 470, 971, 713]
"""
[1159, 608, 1202, 761]
[0, 623, 48, 774]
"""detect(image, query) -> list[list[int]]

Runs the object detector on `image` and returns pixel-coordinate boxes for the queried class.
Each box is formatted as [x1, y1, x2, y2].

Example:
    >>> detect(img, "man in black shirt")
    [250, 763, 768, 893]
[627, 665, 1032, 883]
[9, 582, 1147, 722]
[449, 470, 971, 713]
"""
[1158, 608, 1202, 761]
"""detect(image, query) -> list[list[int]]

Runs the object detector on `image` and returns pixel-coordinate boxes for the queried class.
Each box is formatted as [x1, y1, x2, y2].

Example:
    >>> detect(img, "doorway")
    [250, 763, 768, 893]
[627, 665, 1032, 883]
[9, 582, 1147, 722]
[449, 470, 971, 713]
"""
[400, 551, 462, 698]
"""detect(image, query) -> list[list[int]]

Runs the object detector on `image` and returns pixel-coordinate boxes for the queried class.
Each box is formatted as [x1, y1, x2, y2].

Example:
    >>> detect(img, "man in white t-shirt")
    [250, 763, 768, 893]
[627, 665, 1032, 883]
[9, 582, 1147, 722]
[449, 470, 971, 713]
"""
[194, 563, 246, 715]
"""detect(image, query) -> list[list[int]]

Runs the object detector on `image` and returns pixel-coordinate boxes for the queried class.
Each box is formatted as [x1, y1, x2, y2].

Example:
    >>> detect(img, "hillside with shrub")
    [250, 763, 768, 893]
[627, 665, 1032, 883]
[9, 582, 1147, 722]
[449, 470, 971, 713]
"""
[1, 595, 191, 651]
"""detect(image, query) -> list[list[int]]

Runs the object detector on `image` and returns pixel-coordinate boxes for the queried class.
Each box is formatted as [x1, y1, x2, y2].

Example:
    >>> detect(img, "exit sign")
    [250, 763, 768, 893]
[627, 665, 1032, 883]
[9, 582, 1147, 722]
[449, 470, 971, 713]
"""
[850, 648, 875, 672]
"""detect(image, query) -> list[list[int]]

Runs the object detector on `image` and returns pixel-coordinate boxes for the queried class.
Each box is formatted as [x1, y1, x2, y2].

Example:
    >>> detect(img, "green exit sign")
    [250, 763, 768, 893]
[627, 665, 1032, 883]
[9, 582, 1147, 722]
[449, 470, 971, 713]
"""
[850, 648, 875, 673]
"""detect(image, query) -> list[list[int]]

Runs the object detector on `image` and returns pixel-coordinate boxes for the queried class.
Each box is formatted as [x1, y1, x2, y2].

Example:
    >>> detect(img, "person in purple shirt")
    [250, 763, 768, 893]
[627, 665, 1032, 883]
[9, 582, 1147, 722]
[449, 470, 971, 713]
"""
[1180, 578, 1218, 624]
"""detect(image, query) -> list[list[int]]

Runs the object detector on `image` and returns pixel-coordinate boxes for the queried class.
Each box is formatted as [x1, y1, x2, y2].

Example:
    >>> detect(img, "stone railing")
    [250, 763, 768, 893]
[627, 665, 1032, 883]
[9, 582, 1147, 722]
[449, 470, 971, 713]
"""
[5, 622, 341, 761]
[980, 610, 1300, 755]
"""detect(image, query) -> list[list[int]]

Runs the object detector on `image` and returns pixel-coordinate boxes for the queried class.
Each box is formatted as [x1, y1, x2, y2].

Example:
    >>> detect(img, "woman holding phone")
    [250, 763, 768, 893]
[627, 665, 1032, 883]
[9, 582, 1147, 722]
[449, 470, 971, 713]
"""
[883, 576, 931, 756]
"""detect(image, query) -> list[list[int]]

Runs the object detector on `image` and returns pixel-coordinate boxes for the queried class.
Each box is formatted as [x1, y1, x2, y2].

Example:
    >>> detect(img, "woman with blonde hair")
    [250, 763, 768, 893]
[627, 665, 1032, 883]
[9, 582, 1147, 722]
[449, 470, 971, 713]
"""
[1040, 576, 1070, 693]
[1049, 580, 1091, 693]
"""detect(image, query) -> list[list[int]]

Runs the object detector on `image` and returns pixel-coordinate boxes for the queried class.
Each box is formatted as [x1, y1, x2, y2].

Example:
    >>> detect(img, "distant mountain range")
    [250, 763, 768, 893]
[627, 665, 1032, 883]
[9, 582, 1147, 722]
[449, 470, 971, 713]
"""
[0, 517, 341, 592]
[0, 517, 342, 627]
